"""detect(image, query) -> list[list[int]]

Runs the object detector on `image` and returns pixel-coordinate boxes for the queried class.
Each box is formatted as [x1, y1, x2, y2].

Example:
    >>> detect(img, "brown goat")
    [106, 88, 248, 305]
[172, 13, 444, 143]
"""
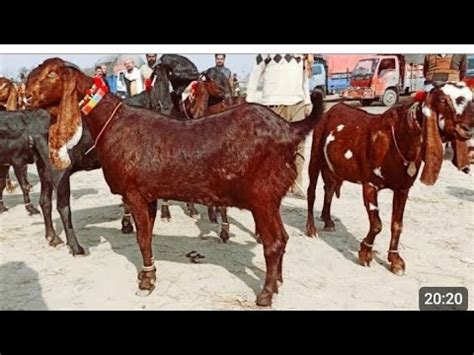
[0, 77, 19, 111]
[306, 82, 472, 275]
[123, 75, 241, 242]
[0, 77, 37, 213]
[25, 58, 323, 306]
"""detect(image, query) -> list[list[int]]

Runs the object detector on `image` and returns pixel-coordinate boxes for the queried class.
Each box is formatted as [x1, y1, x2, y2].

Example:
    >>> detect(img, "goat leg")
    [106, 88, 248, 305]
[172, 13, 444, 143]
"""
[161, 200, 171, 222]
[121, 203, 134, 234]
[358, 183, 382, 267]
[13, 164, 40, 215]
[0, 165, 9, 213]
[321, 181, 337, 232]
[186, 203, 199, 219]
[5, 168, 16, 193]
[207, 206, 218, 224]
[218, 207, 230, 243]
[387, 189, 409, 275]
[57, 174, 84, 256]
[36, 160, 63, 247]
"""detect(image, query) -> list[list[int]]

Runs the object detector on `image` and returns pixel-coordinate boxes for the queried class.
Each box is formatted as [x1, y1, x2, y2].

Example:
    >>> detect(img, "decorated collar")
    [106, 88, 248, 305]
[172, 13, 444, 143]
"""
[79, 76, 109, 115]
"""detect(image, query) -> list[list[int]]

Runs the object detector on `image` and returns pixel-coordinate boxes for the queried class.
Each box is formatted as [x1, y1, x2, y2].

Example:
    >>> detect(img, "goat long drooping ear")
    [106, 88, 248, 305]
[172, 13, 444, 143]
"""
[6, 84, 18, 111]
[420, 95, 444, 185]
[48, 68, 82, 170]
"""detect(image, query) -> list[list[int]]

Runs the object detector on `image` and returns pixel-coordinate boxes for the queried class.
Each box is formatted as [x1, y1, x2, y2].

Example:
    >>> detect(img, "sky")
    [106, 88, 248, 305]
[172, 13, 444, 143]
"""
[0, 54, 257, 79]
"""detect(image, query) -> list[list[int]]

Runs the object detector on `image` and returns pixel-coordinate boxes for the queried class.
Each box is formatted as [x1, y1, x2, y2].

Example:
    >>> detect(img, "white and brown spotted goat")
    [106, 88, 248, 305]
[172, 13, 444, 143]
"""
[306, 82, 472, 275]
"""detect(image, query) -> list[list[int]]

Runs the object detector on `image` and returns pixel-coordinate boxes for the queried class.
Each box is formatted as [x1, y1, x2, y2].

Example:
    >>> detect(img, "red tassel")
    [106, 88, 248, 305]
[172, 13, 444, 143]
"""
[413, 91, 427, 102]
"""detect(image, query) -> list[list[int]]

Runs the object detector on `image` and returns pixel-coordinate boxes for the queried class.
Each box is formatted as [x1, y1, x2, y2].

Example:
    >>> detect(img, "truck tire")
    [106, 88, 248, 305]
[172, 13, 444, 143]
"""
[382, 88, 398, 107]
[360, 99, 374, 106]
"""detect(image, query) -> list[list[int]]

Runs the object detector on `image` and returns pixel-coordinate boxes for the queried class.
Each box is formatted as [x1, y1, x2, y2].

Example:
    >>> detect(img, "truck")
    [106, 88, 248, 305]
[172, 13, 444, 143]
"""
[341, 54, 424, 106]
[309, 55, 368, 95]
[464, 54, 474, 91]
[309, 58, 328, 95]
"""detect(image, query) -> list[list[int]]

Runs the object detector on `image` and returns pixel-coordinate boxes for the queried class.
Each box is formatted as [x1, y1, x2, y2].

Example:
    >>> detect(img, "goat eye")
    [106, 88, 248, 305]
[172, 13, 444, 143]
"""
[47, 72, 57, 78]
[456, 96, 465, 105]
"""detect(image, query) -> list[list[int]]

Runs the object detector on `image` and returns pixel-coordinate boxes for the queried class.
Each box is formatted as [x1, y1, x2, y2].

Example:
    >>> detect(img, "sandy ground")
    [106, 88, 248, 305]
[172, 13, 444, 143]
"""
[1, 100, 473, 310]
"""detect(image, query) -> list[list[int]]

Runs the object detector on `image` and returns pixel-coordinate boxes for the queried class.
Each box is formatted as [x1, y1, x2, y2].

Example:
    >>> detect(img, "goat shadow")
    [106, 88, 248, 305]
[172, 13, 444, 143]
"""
[280, 199, 365, 266]
[2, 187, 98, 218]
[280, 198, 401, 270]
[57, 203, 265, 297]
[174, 203, 256, 241]
[0, 261, 48, 310]
[445, 185, 474, 203]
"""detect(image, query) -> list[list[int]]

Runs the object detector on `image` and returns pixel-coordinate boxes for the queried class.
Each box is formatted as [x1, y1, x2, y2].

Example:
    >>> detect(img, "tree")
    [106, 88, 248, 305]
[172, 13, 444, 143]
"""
[17, 66, 30, 81]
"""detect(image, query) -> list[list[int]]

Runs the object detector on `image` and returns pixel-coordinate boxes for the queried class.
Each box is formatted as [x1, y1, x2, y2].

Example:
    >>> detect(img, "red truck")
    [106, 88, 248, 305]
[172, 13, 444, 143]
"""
[341, 54, 424, 106]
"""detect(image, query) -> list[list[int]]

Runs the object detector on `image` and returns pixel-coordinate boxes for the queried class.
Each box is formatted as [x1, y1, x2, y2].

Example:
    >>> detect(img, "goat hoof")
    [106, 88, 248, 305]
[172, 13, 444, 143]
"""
[137, 271, 156, 295]
[0, 205, 8, 213]
[256, 289, 274, 307]
[305, 226, 319, 238]
[220, 230, 230, 243]
[358, 249, 373, 267]
[187, 205, 200, 219]
[388, 254, 406, 276]
[189, 212, 200, 219]
[323, 223, 336, 232]
[390, 265, 405, 276]
[160, 205, 171, 221]
[26, 205, 41, 216]
[47, 235, 64, 247]
[121, 222, 134, 234]
[70, 245, 86, 256]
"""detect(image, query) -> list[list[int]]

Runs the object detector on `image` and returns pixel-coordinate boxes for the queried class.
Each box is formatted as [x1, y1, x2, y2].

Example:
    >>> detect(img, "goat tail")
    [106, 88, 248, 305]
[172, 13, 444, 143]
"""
[291, 89, 324, 141]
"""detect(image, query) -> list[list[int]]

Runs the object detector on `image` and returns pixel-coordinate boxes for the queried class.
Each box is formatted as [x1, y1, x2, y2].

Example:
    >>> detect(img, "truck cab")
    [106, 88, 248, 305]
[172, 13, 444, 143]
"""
[328, 72, 350, 95]
[464, 54, 474, 91]
[309, 61, 328, 95]
[341, 55, 401, 106]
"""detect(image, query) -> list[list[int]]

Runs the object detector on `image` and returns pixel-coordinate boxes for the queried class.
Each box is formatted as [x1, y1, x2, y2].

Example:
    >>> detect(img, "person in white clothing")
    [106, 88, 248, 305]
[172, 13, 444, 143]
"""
[122, 57, 144, 97]
[246, 53, 313, 198]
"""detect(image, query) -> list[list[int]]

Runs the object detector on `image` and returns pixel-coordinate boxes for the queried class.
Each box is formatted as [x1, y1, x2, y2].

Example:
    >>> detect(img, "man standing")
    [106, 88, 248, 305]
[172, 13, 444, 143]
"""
[246, 53, 312, 198]
[123, 57, 144, 97]
[140, 53, 158, 91]
[214, 54, 233, 90]
[423, 54, 467, 84]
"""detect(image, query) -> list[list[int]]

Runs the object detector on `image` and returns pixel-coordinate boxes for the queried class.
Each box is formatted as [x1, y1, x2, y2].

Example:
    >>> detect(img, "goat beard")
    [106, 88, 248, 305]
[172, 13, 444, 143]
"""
[420, 108, 444, 185]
